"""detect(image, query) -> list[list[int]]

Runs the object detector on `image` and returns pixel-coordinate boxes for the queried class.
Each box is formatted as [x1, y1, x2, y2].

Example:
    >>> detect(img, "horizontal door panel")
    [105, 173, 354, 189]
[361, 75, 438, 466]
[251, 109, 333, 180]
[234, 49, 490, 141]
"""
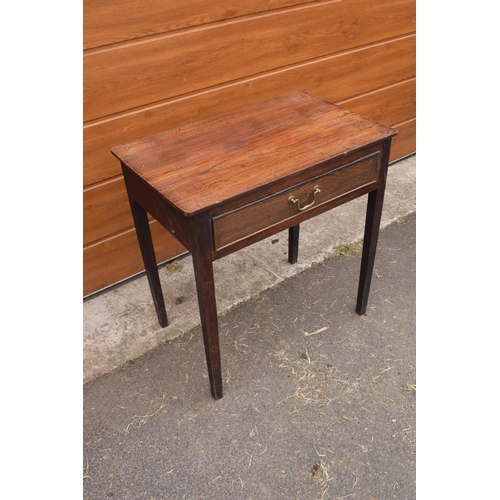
[85, 35, 416, 186]
[389, 119, 416, 162]
[340, 79, 415, 126]
[84, 0, 416, 121]
[84, 221, 186, 296]
[83, 177, 134, 246]
[84, 0, 318, 49]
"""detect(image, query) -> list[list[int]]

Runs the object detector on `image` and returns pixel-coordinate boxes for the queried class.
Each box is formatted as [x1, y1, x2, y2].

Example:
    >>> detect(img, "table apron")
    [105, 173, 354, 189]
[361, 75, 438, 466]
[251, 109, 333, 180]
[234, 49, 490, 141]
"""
[212, 150, 381, 254]
[211, 179, 378, 261]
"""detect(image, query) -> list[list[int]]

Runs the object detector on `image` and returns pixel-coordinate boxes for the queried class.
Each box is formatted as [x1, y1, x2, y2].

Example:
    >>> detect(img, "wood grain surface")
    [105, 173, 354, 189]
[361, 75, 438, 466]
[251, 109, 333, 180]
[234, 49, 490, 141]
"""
[113, 93, 396, 215]
[84, 0, 415, 121]
[84, 0, 317, 49]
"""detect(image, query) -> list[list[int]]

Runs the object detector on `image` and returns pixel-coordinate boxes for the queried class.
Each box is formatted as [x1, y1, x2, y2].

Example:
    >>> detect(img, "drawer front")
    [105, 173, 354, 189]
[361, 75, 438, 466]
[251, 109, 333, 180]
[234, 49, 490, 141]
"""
[212, 152, 380, 250]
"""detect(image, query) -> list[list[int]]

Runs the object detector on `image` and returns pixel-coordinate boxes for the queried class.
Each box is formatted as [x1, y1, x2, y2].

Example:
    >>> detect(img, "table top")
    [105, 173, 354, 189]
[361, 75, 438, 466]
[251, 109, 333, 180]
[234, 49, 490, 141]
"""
[112, 91, 397, 216]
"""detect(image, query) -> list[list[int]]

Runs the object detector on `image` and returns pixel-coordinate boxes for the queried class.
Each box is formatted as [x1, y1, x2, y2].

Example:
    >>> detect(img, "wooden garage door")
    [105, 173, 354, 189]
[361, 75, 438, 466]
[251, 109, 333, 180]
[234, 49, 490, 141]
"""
[83, 0, 416, 296]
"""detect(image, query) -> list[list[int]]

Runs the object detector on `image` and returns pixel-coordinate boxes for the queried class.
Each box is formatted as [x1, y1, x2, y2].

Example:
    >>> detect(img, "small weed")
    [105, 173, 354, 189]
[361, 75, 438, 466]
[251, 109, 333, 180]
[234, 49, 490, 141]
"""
[332, 241, 362, 257]
[402, 382, 416, 392]
[165, 260, 184, 274]
[83, 458, 90, 479]
[117, 359, 136, 371]
[311, 460, 329, 480]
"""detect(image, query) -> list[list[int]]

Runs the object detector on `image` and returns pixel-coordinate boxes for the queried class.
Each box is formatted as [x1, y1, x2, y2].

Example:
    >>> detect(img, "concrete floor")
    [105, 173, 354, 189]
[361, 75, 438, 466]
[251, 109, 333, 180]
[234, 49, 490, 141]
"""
[83, 154, 415, 384]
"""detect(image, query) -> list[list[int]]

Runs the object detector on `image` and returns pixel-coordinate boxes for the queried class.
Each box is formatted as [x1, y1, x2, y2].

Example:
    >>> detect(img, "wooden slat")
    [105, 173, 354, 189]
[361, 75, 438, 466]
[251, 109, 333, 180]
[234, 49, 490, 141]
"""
[340, 79, 415, 126]
[83, 0, 318, 50]
[83, 0, 416, 121]
[389, 119, 416, 161]
[83, 177, 132, 246]
[84, 35, 416, 186]
[83, 221, 186, 297]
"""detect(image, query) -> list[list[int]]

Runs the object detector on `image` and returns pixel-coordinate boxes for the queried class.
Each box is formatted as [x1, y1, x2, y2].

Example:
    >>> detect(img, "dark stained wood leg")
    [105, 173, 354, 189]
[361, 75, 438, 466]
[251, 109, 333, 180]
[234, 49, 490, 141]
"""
[356, 189, 385, 315]
[356, 140, 391, 315]
[192, 215, 223, 400]
[288, 224, 300, 264]
[128, 197, 169, 327]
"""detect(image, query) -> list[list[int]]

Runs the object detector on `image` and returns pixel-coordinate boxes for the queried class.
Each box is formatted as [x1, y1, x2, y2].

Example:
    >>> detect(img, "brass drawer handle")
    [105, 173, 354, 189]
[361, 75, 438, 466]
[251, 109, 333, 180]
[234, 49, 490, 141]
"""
[288, 185, 321, 211]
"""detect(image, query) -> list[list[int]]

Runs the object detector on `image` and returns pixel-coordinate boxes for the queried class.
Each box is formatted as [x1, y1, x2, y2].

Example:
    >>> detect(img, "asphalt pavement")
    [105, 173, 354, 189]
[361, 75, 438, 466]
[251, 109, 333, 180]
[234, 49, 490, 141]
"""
[83, 211, 416, 500]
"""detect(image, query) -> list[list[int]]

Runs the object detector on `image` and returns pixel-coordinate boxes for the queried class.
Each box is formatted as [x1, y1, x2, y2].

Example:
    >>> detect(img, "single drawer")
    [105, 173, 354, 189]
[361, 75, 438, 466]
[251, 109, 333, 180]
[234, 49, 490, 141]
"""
[212, 152, 380, 250]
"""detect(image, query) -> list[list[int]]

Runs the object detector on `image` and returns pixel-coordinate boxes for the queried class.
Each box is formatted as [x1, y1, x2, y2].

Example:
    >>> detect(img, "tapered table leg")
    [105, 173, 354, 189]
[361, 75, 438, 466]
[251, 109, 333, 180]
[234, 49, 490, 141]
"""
[356, 187, 386, 316]
[192, 216, 223, 400]
[127, 196, 168, 327]
[356, 140, 392, 315]
[288, 224, 300, 264]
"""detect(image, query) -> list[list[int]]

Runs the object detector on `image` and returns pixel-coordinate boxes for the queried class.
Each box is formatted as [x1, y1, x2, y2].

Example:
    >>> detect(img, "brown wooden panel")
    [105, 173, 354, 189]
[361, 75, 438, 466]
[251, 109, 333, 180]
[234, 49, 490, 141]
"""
[84, 0, 318, 50]
[85, 35, 416, 186]
[83, 0, 416, 121]
[389, 118, 416, 161]
[83, 177, 133, 246]
[340, 79, 415, 126]
[83, 221, 186, 297]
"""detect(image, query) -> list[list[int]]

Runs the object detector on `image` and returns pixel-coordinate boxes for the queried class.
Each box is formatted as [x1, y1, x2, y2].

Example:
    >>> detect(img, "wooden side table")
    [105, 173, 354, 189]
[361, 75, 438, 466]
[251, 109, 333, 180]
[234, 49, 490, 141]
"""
[112, 92, 397, 400]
